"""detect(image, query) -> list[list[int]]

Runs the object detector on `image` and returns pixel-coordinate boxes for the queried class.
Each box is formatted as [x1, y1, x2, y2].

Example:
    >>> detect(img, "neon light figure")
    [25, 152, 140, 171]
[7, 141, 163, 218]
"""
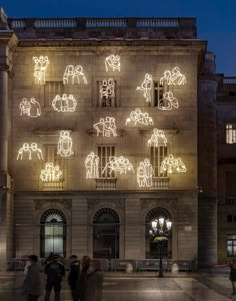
[160, 154, 187, 174]
[100, 78, 115, 107]
[136, 73, 153, 102]
[57, 131, 74, 157]
[160, 67, 186, 86]
[148, 128, 167, 147]
[63, 65, 88, 85]
[105, 54, 120, 72]
[52, 94, 77, 112]
[126, 108, 154, 126]
[93, 117, 117, 137]
[17, 143, 44, 160]
[32, 56, 49, 85]
[85, 152, 99, 179]
[137, 159, 154, 188]
[102, 156, 134, 176]
[40, 162, 63, 182]
[158, 91, 179, 110]
[20, 97, 41, 118]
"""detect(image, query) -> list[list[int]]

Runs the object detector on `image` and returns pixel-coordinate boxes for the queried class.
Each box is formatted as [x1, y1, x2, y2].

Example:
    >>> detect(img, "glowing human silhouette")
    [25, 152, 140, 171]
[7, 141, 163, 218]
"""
[105, 54, 120, 72]
[160, 67, 186, 86]
[102, 156, 134, 175]
[136, 73, 153, 102]
[32, 56, 49, 85]
[137, 159, 154, 187]
[126, 108, 153, 126]
[63, 65, 88, 85]
[158, 91, 179, 110]
[19, 97, 41, 118]
[52, 94, 77, 112]
[40, 162, 63, 182]
[100, 78, 115, 107]
[148, 128, 167, 147]
[160, 154, 187, 174]
[85, 152, 99, 179]
[93, 117, 117, 137]
[57, 131, 74, 157]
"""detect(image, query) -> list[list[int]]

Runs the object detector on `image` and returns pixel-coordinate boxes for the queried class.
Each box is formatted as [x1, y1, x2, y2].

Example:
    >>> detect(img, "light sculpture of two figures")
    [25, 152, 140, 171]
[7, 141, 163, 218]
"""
[105, 54, 120, 72]
[52, 94, 77, 112]
[63, 65, 88, 85]
[85, 152, 99, 179]
[148, 128, 167, 147]
[20, 98, 41, 118]
[160, 67, 186, 86]
[57, 131, 74, 157]
[102, 156, 134, 176]
[100, 78, 115, 107]
[40, 162, 63, 182]
[126, 108, 153, 126]
[160, 154, 186, 174]
[158, 92, 179, 110]
[17, 143, 43, 160]
[93, 117, 117, 137]
[137, 159, 154, 188]
[136, 73, 153, 103]
[33, 56, 49, 85]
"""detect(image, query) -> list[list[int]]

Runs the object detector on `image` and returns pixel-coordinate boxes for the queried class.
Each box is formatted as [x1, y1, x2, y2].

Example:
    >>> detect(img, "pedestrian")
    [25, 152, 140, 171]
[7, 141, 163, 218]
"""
[23, 255, 42, 301]
[230, 260, 236, 295]
[44, 254, 65, 301]
[68, 255, 80, 301]
[79, 256, 91, 301]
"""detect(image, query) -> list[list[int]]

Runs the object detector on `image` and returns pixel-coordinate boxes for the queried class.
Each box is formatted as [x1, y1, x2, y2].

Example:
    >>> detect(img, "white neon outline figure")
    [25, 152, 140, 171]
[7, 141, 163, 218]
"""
[160, 67, 186, 86]
[52, 94, 77, 112]
[102, 156, 135, 176]
[93, 117, 117, 137]
[57, 131, 74, 157]
[158, 91, 179, 110]
[17, 143, 44, 160]
[126, 108, 154, 126]
[40, 162, 63, 182]
[85, 152, 99, 179]
[32, 56, 49, 85]
[100, 78, 115, 107]
[137, 159, 154, 188]
[63, 65, 88, 85]
[136, 73, 153, 103]
[148, 128, 167, 147]
[19, 97, 41, 118]
[160, 154, 187, 174]
[105, 54, 120, 72]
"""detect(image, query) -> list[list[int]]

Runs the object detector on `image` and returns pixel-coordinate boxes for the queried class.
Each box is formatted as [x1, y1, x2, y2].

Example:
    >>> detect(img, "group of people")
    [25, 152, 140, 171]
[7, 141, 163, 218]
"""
[23, 254, 103, 301]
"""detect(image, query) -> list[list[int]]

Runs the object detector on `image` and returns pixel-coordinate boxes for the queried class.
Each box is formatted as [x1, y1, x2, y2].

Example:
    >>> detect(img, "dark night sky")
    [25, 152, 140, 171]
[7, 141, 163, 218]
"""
[1, 0, 235, 76]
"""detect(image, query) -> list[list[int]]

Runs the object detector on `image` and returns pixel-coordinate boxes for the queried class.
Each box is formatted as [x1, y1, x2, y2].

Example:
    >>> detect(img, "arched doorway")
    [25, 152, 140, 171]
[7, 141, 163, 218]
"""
[145, 207, 172, 259]
[93, 208, 119, 259]
[40, 209, 66, 258]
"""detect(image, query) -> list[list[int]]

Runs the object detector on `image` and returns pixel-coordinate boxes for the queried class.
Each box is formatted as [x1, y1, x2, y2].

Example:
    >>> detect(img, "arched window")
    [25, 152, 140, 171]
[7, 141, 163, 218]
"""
[145, 207, 172, 259]
[93, 208, 119, 259]
[40, 209, 66, 258]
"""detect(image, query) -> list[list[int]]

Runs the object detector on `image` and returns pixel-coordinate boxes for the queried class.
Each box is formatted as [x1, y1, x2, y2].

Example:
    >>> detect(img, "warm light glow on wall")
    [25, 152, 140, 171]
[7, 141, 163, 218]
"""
[52, 94, 77, 112]
[160, 67, 186, 85]
[126, 108, 154, 126]
[137, 159, 154, 187]
[40, 162, 63, 182]
[158, 91, 179, 110]
[105, 54, 120, 72]
[102, 156, 134, 175]
[20, 97, 41, 118]
[57, 131, 74, 157]
[160, 154, 187, 174]
[148, 128, 167, 147]
[17, 143, 43, 160]
[85, 152, 99, 179]
[93, 117, 117, 137]
[100, 78, 115, 106]
[136, 73, 153, 102]
[63, 65, 88, 85]
[32, 56, 49, 85]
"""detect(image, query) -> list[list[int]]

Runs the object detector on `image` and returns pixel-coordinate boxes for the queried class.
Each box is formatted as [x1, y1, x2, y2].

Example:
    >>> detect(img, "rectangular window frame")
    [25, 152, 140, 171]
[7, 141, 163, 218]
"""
[226, 124, 236, 144]
[150, 145, 168, 177]
[97, 145, 116, 178]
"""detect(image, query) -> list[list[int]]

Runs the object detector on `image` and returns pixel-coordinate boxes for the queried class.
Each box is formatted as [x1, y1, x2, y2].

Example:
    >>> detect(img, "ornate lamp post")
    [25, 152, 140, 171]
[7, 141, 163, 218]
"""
[149, 217, 172, 277]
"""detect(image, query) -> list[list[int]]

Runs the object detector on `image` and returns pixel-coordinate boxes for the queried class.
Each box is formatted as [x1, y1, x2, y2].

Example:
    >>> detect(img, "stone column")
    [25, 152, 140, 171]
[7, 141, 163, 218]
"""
[0, 29, 18, 270]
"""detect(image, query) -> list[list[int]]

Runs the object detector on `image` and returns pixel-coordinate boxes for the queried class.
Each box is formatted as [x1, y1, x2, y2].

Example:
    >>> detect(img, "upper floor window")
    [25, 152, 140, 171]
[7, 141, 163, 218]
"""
[98, 79, 117, 107]
[227, 234, 236, 257]
[97, 145, 116, 178]
[226, 124, 236, 144]
[150, 146, 168, 177]
[44, 81, 64, 107]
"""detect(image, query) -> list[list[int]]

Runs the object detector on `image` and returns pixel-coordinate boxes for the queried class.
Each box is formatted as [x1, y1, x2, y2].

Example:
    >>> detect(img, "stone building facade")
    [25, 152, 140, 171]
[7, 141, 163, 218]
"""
[0, 6, 235, 270]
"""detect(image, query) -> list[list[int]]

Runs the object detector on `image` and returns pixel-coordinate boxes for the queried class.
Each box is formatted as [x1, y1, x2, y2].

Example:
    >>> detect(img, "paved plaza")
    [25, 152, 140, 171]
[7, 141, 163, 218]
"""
[0, 272, 235, 301]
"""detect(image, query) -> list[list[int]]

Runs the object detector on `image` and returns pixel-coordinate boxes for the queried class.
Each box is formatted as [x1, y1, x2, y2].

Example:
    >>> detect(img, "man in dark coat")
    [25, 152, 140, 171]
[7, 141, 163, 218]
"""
[68, 255, 80, 301]
[230, 260, 236, 295]
[44, 255, 65, 301]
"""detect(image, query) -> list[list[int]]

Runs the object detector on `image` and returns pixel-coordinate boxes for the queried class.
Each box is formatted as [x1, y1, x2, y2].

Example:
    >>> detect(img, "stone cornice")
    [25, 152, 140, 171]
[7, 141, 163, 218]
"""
[0, 30, 19, 71]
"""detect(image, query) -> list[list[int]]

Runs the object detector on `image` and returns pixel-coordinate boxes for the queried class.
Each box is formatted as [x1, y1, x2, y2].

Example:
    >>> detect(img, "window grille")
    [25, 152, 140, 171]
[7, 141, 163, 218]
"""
[97, 145, 115, 178]
[226, 124, 236, 144]
[97, 80, 117, 107]
[44, 81, 64, 107]
[150, 146, 168, 177]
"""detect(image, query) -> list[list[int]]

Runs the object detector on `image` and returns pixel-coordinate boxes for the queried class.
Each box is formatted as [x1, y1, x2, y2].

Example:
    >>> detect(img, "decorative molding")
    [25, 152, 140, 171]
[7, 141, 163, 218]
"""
[87, 198, 125, 212]
[140, 198, 177, 210]
[34, 199, 72, 210]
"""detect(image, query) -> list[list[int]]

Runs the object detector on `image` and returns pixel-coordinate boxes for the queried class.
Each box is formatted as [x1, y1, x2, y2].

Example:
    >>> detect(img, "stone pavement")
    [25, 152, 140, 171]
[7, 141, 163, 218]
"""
[0, 272, 234, 301]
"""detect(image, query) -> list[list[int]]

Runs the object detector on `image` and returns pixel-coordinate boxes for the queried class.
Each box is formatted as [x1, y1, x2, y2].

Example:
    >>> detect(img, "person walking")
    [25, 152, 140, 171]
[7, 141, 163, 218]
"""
[68, 255, 80, 301]
[23, 255, 42, 301]
[79, 256, 91, 301]
[230, 260, 236, 295]
[44, 254, 65, 301]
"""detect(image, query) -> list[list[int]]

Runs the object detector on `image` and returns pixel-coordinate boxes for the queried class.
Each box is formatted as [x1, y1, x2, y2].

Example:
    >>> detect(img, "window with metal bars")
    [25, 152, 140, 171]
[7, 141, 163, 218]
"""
[97, 145, 116, 178]
[150, 146, 168, 177]
[227, 234, 236, 257]
[226, 124, 236, 144]
[44, 81, 64, 107]
[44, 145, 58, 163]
[97, 80, 117, 107]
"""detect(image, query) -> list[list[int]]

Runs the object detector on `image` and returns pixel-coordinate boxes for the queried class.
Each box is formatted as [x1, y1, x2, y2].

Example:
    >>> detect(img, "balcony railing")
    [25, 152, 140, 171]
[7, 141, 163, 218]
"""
[223, 77, 236, 85]
[96, 178, 117, 190]
[218, 197, 236, 206]
[152, 177, 170, 190]
[42, 180, 64, 191]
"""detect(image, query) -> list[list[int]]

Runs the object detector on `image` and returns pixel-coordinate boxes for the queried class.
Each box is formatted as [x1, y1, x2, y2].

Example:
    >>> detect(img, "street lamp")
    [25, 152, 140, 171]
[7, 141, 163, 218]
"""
[149, 217, 172, 277]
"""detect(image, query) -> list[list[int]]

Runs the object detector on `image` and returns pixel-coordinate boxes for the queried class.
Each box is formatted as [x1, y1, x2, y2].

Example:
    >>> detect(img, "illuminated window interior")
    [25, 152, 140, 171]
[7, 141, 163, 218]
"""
[226, 124, 236, 144]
